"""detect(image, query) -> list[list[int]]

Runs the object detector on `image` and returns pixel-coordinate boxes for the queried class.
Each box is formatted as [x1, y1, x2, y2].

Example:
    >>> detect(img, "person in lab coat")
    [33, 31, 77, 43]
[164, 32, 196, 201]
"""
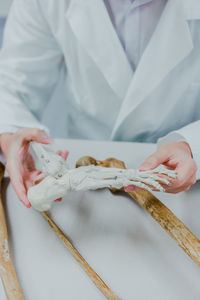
[0, 0, 199, 207]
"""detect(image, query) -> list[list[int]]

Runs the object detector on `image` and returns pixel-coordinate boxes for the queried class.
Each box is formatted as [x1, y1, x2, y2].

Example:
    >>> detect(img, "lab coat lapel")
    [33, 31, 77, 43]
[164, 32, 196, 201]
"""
[111, 0, 194, 138]
[65, 0, 133, 98]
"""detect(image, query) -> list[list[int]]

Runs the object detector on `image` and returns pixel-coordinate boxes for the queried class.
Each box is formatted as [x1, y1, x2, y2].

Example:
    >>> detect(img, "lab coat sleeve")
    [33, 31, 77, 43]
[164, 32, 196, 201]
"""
[157, 120, 200, 180]
[0, 0, 63, 135]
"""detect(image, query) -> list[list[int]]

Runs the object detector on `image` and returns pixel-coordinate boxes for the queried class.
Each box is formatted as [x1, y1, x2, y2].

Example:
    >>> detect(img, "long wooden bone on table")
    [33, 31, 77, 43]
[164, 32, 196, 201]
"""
[76, 156, 200, 267]
[0, 161, 120, 300]
[0, 162, 25, 300]
[42, 211, 121, 300]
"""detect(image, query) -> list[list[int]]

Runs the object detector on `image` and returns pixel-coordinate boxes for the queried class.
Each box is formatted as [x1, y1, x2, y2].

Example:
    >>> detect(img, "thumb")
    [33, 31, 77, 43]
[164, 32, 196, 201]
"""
[140, 149, 169, 171]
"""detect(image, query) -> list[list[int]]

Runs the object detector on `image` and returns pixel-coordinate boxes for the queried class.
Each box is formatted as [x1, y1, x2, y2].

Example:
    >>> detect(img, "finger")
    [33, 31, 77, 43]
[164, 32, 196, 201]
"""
[157, 160, 196, 193]
[25, 170, 44, 189]
[55, 198, 62, 202]
[8, 169, 31, 208]
[124, 185, 136, 192]
[56, 150, 65, 160]
[17, 128, 53, 145]
[56, 150, 69, 161]
[189, 174, 197, 186]
[140, 149, 169, 171]
[173, 161, 193, 189]
[163, 173, 196, 193]
[63, 150, 69, 160]
[23, 152, 37, 171]
[163, 185, 191, 194]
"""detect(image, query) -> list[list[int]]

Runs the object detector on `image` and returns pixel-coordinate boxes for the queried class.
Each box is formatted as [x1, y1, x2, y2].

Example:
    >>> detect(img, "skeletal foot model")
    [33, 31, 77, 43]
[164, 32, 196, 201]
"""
[28, 142, 177, 212]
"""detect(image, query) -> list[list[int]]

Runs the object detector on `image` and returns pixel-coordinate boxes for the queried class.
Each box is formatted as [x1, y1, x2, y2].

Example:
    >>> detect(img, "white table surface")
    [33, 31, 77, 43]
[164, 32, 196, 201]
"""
[1, 139, 200, 300]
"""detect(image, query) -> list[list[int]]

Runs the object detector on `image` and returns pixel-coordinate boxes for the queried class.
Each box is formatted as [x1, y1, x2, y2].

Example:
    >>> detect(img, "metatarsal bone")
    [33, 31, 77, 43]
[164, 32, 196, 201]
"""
[140, 173, 170, 185]
[28, 165, 176, 211]
[141, 166, 177, 178]
[136, 177, 165, 191]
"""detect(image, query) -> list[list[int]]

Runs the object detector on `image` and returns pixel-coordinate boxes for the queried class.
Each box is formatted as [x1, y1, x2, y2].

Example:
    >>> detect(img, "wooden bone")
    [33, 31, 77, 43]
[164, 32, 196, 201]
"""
[76, 156, 200, 267]
[0, 162, 25, 300]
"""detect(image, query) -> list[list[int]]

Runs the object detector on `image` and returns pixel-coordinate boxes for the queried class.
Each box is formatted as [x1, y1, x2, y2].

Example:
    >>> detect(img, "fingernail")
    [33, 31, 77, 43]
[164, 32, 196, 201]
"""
[39, 137, 53, 144]
[24, 201, 31, 208]
[124, 186, 136, 192]
[55, 198, 62, 202]
[139, 163, 152, 171]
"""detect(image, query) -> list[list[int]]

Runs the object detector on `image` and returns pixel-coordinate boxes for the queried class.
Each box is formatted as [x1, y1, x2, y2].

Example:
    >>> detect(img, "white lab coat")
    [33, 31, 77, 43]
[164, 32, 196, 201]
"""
[0, 0, 200, 177]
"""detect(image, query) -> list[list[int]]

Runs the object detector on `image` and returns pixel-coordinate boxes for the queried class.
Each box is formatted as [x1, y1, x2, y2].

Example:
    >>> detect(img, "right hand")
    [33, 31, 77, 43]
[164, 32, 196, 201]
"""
[0, 128, 53, 207]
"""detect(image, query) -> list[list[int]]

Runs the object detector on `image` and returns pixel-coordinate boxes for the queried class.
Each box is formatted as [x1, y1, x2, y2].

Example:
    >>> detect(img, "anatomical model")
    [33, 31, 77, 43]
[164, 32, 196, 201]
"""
[28, 142, 176, 211]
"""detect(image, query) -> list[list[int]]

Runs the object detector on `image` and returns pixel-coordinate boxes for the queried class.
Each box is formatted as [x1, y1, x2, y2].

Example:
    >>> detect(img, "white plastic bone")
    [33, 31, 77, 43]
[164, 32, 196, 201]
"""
[28, 142, 177, 212]
[31, 142, 67, 176]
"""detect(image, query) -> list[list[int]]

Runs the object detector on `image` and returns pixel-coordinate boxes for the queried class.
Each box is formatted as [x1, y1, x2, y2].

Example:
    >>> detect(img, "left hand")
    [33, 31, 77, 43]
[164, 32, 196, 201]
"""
[125, 141, 197, 194]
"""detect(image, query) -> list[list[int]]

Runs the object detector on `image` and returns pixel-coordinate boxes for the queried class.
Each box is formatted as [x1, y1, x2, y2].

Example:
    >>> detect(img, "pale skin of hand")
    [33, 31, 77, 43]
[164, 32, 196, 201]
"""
[125, 141, 198, 194]
[1, 130, 196, 206]
[0, 128, 69, 207]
